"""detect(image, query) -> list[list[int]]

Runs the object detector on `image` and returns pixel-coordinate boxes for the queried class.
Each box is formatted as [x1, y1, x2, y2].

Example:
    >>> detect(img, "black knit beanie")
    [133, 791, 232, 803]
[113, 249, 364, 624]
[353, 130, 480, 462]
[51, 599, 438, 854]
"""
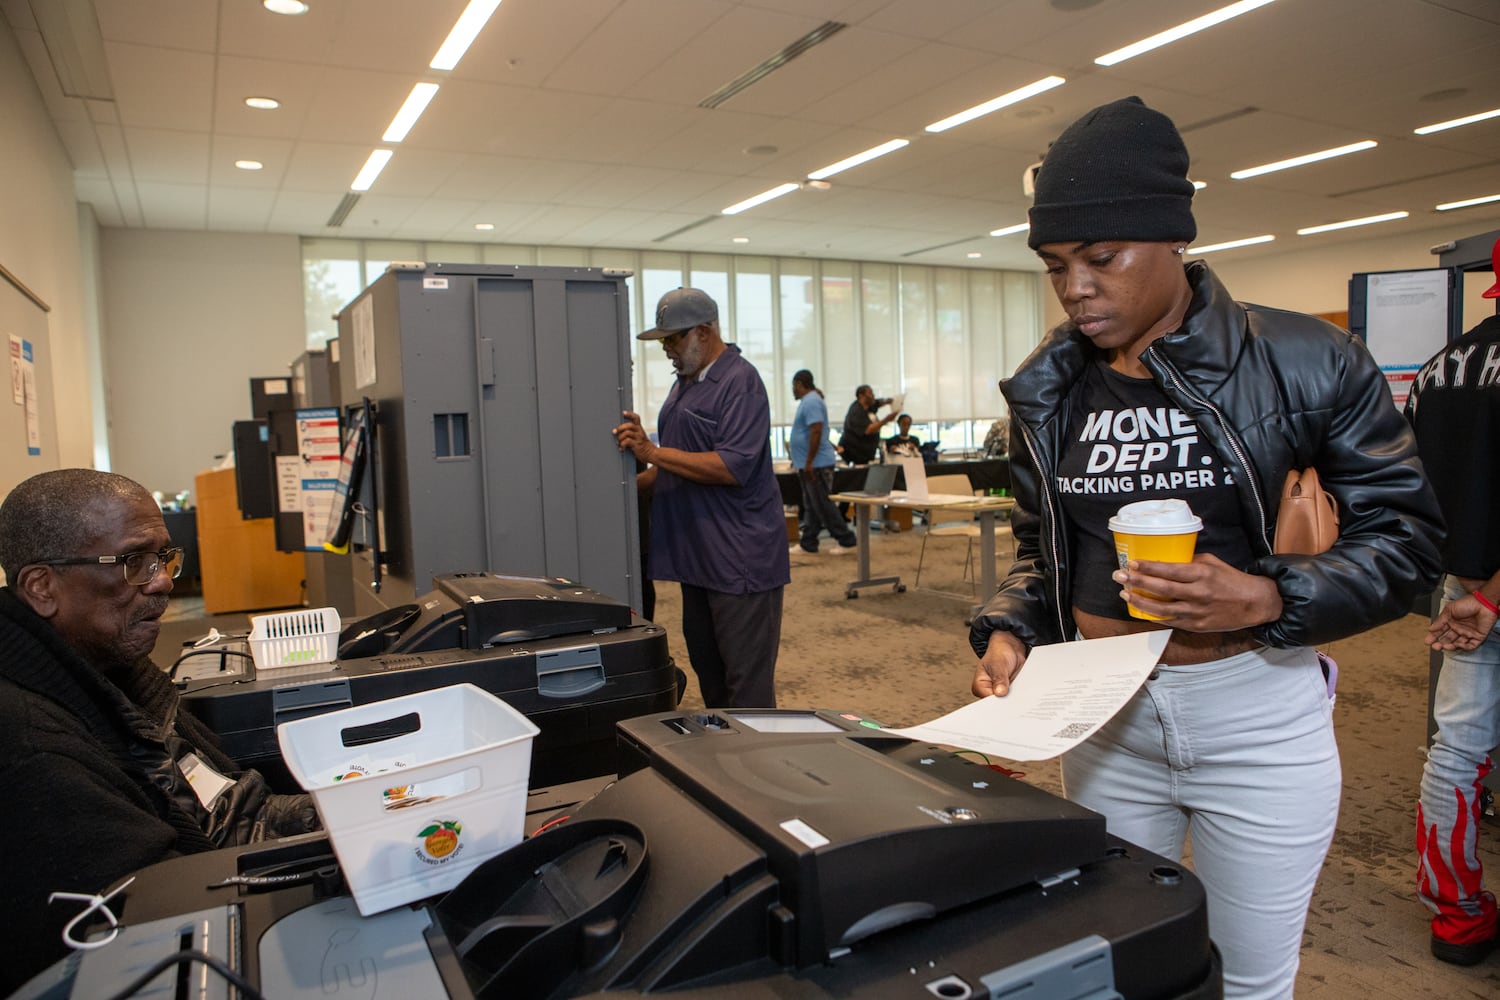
[1027, 96, 1196, 249]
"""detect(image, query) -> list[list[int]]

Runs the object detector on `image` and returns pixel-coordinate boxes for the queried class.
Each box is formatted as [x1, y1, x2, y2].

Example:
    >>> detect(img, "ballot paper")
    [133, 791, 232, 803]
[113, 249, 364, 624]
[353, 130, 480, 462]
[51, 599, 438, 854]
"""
[886, 631, 1170, 761]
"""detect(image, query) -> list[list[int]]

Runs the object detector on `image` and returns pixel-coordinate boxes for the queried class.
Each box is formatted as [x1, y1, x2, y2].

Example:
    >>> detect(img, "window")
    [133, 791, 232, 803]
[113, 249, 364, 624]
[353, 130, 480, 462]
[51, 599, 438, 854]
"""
[300, 238, 1043, 446]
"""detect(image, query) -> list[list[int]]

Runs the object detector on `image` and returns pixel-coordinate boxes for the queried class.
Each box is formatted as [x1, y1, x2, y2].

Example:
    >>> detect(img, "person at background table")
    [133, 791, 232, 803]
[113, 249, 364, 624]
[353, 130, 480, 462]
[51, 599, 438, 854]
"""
[884, 414, 922, 460]
[966, 96, 1443, 999]
[0, 469, 320, 994]
[614, 288, 789, 708]
[1406, 255, 1500, 967]
[789, 370, 857, 555]
[839, 384, 893, 465]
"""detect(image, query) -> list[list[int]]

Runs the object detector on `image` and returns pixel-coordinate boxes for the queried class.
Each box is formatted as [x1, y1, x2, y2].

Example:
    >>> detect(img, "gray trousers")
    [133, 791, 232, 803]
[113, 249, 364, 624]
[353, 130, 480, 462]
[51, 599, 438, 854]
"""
[679, 583, 783, 708]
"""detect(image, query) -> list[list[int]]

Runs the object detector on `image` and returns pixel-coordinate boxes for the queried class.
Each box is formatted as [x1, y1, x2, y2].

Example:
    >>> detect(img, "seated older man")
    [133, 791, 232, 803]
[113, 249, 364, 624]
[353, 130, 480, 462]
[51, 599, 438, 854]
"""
[0, 469, 319, 992]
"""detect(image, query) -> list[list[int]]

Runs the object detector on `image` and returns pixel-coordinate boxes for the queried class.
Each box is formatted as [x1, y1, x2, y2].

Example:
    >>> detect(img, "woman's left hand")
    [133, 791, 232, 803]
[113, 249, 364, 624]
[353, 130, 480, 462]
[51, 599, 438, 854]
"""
[1113, 552, 1283, 632]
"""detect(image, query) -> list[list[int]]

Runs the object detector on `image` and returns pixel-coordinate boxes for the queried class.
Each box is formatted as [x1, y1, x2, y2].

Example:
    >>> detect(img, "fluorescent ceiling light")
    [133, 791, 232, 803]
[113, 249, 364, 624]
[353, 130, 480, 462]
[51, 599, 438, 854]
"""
[808, 139, 909, 180]
[234, 159, 263, 170]
[967, 252, 982, 259]
[925, 76, 1065, 133]
[1437, 193, 1500, 212]
[1192, 180, 1207, 190]
[722, 183, 799, 215]
[1297, 211, 1408, 236]
[244, 96, 280, 110]
[431, 0, 504, 71]
[1231, 140, 1376, 179]
[351, 149, 393, 191]
[474, 223, 494, 230]
[1414, 107, 1500, 135]
[732, 236, 751, 243]
[1187, 235, 1275, 255]
[383, 82, 440, 142]
[989, 223, 1030, 237]
[1095, 0, 1276, 66]
[263, 0, 308, 14]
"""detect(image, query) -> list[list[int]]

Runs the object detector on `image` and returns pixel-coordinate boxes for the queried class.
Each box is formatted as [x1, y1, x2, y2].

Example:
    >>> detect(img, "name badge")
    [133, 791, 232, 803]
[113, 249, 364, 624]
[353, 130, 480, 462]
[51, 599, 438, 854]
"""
[179, 752, 234, 810]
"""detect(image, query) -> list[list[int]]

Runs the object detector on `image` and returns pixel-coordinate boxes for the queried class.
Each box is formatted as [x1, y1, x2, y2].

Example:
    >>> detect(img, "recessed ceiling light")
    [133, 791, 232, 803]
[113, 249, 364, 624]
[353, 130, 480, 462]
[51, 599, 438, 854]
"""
[430, 0, 505, 71]
[808, 139, 909, 180]
[989, 223, 1030, 237]
[474, 223, 495, 230]
[1187, 235, 1275, 254]
[1414, 107, 1500, 135]
[244, 96, 280, 110]
[263, 0, 309, 14]
[351, 149, 393, 192]
[967, 252, 982, 259]
[1230, 140, 1376, 180]
[1297, 212, 1408, 236]
[732, 236, 750, 244]
[925, 76, 1065, 133]
[1437, 193, 1500, 212]
[234, 159, 264, 171]
[1095, 0, 1277, 66]
[722, 183, 799, 216]
[383, 82, 440, 143]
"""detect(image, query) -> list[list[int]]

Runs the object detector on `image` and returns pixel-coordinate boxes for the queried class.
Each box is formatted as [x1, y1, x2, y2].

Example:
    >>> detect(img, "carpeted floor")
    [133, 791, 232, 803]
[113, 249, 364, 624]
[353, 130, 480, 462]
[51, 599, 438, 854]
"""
[157, 524, 1500, 997]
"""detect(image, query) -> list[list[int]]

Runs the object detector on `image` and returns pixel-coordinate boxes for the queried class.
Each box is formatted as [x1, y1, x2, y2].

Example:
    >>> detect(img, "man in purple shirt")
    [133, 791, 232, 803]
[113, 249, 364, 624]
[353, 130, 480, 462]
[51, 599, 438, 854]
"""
[614, 289, 789, 707]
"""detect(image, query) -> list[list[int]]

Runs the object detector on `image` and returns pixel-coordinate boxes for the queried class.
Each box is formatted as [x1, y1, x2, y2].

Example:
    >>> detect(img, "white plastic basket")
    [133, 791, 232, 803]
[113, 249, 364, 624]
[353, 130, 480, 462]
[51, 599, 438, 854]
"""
[248, 607, 340, 669]
[276, 683, 539, 915]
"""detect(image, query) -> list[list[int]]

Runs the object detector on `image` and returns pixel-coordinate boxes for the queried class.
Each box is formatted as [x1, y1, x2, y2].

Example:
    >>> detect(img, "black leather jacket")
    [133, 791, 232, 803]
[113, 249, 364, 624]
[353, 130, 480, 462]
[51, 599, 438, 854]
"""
[970, 261, 1443, 656]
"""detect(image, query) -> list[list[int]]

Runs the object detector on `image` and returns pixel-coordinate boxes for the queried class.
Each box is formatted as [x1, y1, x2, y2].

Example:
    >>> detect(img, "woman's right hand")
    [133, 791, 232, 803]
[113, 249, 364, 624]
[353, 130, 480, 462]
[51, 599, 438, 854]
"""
[972, 631, 1028, 698]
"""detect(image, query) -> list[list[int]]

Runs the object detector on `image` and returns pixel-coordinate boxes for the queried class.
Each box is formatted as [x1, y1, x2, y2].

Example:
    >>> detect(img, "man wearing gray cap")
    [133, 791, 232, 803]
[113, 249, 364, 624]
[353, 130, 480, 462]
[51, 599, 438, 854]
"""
[614, 288, 789, 707]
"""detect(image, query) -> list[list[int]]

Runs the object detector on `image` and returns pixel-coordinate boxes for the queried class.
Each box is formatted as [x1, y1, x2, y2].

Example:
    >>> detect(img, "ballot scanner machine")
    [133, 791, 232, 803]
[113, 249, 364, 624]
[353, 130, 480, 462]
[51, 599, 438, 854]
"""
[178, 573, 678, 788]
[23, 710, 1220, 999]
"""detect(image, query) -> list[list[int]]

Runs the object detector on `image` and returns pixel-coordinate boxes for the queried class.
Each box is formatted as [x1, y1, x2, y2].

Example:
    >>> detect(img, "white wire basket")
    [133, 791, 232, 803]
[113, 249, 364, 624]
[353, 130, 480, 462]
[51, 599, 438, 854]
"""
[248, 607, 340, 669]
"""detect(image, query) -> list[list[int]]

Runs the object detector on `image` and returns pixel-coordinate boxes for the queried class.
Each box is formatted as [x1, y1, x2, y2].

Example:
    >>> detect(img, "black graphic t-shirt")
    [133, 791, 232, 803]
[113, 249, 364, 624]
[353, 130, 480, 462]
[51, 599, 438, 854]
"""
[1058, 361, 1253, 619]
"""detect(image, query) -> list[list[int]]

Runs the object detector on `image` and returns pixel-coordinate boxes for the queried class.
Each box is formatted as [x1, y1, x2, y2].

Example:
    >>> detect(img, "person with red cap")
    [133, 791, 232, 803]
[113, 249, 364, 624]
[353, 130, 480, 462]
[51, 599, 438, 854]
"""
[1406, 237, 1500, 966]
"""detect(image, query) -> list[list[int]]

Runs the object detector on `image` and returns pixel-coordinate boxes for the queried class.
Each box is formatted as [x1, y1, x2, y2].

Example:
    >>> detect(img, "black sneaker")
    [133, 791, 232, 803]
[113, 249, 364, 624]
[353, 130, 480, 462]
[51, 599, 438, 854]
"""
[1431, 929, 1498, 966]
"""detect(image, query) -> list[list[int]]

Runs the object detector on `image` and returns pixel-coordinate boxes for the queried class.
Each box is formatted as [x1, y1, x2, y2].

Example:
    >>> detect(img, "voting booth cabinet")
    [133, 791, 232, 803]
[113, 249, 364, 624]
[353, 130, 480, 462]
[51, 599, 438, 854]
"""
[333, 262, 643, 620]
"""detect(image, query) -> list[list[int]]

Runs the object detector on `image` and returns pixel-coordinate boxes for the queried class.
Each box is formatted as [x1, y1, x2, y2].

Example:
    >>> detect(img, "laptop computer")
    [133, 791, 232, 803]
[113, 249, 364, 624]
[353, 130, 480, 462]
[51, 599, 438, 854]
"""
[842, 463, 899, 498]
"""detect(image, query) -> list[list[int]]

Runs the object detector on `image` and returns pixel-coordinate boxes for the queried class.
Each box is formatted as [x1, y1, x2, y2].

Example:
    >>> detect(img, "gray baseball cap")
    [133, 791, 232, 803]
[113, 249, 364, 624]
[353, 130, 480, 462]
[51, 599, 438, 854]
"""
[637, 288, 719, 340]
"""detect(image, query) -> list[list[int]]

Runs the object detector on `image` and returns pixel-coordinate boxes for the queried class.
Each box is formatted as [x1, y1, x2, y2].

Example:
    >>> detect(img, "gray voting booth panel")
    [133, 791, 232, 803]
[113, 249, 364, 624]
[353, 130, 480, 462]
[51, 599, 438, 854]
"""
[336, 263, 641, 617]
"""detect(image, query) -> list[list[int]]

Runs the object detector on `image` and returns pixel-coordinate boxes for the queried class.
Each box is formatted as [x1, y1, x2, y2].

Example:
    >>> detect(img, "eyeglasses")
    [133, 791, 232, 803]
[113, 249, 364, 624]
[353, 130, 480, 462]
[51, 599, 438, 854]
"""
[660, 326, 699, 350]
[36, 547, 185, 586]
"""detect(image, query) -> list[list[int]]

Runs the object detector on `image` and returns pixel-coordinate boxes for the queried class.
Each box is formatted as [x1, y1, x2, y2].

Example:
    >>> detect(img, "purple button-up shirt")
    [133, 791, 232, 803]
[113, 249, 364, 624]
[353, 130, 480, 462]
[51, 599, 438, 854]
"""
[650, 345, 790, 595]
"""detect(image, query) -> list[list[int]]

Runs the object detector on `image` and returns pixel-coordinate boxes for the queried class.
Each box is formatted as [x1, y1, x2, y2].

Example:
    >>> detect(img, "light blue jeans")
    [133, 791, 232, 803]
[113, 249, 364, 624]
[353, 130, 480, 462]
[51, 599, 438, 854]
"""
[1416, 575, 1500, 945]
[1061, 644, 1340, 1000]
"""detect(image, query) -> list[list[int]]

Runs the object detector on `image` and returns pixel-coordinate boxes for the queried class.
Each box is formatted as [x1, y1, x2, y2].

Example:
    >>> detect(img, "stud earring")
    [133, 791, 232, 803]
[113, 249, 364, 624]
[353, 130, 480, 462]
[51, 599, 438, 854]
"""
[1174, 246, 1186, 255]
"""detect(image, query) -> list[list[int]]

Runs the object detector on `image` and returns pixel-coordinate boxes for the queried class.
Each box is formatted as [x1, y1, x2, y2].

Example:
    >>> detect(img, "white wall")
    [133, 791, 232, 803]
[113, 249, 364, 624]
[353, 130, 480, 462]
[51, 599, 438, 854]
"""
[99, 229, 305, 497]
[0, 15, 95, 478]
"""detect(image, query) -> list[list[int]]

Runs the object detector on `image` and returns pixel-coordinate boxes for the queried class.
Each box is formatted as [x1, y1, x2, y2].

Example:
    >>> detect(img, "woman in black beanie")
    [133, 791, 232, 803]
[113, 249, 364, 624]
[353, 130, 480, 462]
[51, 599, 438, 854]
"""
[968, 97, 1443, 999]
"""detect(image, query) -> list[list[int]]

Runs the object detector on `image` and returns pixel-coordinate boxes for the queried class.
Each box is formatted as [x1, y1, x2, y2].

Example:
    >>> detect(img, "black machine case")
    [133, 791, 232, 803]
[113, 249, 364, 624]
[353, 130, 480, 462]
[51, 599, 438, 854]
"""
[49, 711, 1220, 1000]
[178, 574, 678, 787]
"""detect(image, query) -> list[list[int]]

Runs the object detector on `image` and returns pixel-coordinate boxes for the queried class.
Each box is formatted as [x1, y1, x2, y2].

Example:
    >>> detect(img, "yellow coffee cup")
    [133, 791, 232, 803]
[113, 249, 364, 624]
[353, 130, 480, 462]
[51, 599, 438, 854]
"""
[1109, 499, 1203, 621]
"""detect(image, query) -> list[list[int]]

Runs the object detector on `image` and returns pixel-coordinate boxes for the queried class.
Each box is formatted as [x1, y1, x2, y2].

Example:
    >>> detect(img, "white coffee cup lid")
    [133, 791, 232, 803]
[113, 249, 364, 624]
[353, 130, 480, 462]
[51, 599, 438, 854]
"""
[1109, 498, 1203, 535]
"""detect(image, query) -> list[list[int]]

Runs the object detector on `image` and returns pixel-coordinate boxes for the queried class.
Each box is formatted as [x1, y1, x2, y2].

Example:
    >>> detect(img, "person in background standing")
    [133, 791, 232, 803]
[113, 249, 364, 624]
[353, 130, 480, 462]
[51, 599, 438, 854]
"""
[614, 288, 789, 708]
[1406, 248, 1500, 966]
[790, 370, 857, 555]
[839, 385, 892, 465]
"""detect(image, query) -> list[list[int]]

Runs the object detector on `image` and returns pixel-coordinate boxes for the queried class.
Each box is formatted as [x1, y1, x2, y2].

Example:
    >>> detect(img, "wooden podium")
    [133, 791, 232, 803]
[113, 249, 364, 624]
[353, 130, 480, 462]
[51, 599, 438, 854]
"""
[194, 468, 305, 615]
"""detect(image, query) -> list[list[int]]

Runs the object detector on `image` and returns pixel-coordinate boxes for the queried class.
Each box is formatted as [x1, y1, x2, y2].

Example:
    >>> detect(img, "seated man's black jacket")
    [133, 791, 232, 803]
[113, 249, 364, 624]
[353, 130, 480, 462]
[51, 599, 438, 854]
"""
[0, 587, 318, 992]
